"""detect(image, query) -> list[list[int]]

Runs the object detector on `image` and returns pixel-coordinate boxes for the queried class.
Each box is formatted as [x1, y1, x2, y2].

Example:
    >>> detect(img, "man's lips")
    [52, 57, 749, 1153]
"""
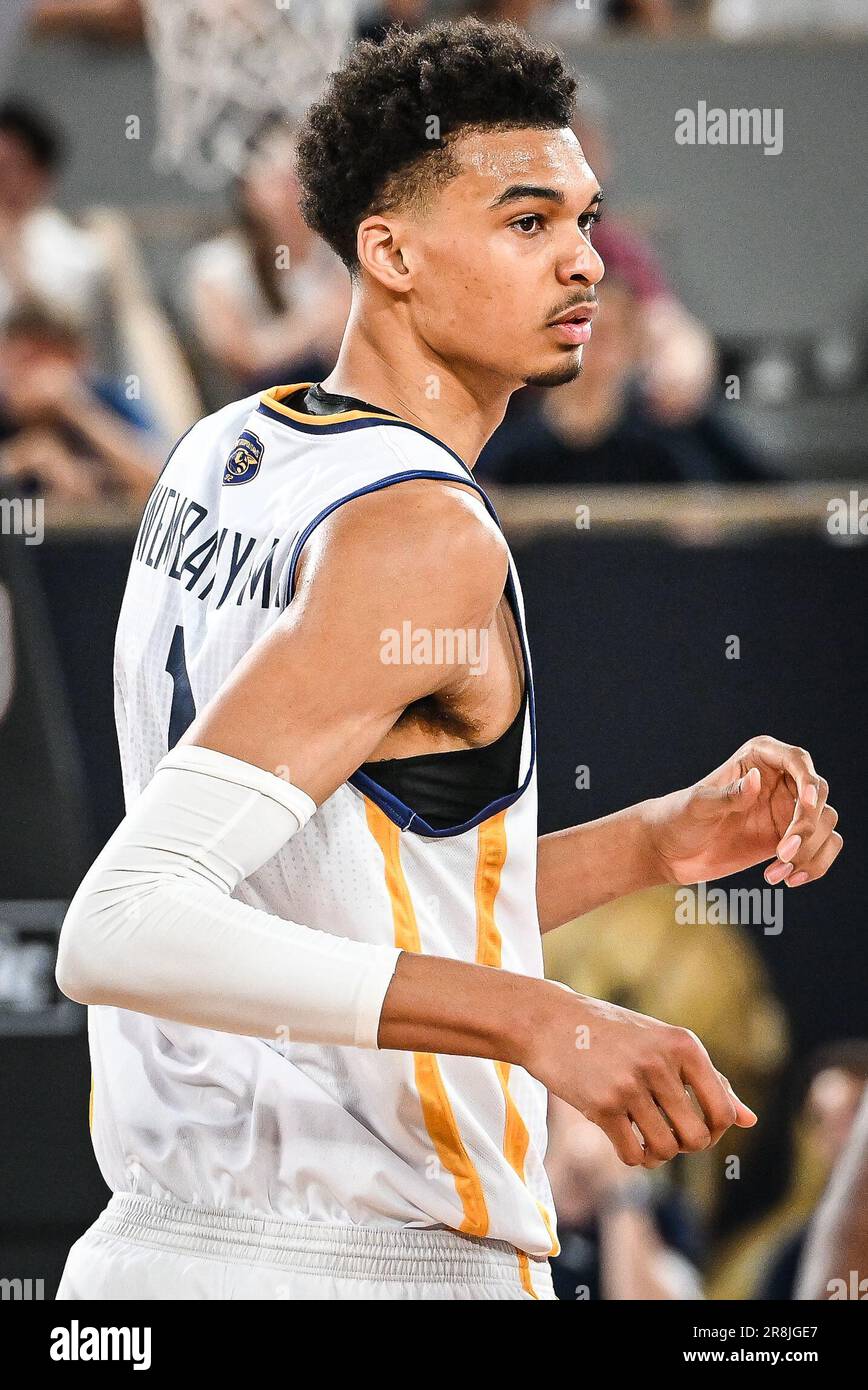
[546, 300, 598, 346]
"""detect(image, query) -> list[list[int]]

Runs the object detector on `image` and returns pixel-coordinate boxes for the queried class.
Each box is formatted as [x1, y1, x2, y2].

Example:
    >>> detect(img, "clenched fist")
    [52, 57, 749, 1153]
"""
[523, 983, 756, 1168]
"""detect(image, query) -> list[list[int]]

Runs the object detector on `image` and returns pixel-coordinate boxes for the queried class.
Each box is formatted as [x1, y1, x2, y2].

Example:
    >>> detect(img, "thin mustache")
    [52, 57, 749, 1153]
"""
[545, 295, 599, 324]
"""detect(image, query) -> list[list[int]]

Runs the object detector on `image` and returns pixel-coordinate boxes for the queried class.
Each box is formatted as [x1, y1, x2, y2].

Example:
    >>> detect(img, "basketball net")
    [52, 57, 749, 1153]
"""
[142, 0, 360, 190]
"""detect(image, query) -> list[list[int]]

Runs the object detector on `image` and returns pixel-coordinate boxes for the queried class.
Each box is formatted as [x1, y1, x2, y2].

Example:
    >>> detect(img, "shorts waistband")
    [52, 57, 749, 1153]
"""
[96, 1194, 549, 1285]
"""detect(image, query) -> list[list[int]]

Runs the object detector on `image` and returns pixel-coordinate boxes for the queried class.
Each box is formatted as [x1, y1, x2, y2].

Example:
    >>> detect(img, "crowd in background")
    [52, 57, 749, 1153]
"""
[546, 1042, 868, 1300]
[6, 0, 868, 502]
[21, 0, 868, 44]
[0, 98, 165, 503]
[0, 76, 773, 502]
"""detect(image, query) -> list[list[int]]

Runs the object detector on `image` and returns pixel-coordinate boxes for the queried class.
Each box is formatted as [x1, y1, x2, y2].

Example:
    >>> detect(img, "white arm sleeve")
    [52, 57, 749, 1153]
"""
[55, 745, 402, 1049]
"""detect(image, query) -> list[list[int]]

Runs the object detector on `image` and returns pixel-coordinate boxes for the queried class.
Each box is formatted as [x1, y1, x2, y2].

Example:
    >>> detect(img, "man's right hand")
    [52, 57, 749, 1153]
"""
[378, 952, 756, 1169]
[522, 983, 757, 1168]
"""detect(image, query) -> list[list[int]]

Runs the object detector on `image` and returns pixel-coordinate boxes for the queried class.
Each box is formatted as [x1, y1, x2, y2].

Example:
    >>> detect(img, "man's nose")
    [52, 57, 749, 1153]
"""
[557, 234, 605, 287]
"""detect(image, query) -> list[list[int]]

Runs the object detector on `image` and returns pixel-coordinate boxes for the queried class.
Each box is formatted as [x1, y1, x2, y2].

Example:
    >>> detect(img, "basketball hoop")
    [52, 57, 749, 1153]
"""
[142, 0, 360, 190]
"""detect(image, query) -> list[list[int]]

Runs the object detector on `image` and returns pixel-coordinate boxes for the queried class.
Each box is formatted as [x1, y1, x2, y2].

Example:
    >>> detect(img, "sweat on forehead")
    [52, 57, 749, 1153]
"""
[371, 125, 564, 215]
[377, 128, 595, 227]
[455, 126, 587, 182]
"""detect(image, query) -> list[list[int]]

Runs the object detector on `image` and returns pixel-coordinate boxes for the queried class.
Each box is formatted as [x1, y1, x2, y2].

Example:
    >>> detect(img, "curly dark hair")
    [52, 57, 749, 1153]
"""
[295, 19, 577, 270]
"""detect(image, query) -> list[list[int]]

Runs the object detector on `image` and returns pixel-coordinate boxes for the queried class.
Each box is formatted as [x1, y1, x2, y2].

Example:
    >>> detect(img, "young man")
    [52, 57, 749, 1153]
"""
[55, 20, 841, 1301]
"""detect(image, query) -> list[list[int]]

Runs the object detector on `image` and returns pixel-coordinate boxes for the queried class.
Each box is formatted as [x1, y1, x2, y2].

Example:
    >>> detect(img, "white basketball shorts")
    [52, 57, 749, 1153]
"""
[56, 1194, 556, 1301]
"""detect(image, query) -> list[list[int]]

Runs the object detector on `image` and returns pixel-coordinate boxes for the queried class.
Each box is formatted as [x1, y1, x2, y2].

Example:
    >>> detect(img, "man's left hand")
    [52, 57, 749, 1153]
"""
[645, 735, 842, 889]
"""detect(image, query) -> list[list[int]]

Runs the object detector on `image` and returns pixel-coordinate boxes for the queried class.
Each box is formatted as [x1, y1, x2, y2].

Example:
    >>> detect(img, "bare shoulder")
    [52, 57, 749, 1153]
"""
[184, 476, 511, 799]
[294, 476, 509, 629]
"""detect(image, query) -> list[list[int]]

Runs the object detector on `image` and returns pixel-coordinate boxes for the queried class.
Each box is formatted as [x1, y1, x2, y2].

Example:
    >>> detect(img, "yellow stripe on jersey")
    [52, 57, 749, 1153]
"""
[517, 1250, 540, 1299]
[475, 812, 560, 1265]
[363, 798, 490, 1239]
[260, 384, 400, 426]
[474, 810, 507, 970]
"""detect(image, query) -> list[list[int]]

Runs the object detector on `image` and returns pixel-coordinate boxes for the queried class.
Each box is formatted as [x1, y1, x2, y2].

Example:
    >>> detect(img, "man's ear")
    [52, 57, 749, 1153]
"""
[356, 216, 414, 293]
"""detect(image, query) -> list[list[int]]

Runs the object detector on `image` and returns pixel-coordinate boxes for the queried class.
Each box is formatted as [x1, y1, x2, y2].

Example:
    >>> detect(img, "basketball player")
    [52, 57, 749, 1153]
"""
[55, 21, 842, 1301]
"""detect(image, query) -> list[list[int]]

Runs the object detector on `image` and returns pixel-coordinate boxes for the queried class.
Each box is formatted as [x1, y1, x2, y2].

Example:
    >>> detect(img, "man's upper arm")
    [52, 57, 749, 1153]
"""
[180, 479, 508, 805]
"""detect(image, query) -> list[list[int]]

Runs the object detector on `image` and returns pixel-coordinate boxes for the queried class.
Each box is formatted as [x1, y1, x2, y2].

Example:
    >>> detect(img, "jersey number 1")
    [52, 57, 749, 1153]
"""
[165, 624, 196, 750]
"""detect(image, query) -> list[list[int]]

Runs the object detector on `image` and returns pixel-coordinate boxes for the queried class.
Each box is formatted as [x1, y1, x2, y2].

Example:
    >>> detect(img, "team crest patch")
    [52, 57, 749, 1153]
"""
[223, 430, 264, 486]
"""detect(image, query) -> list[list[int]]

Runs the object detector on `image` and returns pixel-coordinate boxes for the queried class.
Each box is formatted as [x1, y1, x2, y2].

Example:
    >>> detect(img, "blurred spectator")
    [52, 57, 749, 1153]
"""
[569, 87, 719, 429]
[546, 1095, 705, 1300]
[0, 303, 161, 504]
[357, 0, 430, 43]
[476, 266, 766, 484]
[470, 0, 698, 39]
[0, 100, 109, 332]
[479, 272, 676, 484]
[796, 1087, 868, 1300]
[753, 1042, 868, 1300]
[30, 0, 145, 42]
[181, 122, 350, 397]
[597, 222, 719, 430]
[710, 0, 868, 40]
[459, 0, 554, 24]
[605, 0, 679, 33]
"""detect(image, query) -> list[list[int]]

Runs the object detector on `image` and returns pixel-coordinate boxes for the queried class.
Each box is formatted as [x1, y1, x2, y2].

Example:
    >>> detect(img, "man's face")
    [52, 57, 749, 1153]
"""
[400, 126, 604, 390]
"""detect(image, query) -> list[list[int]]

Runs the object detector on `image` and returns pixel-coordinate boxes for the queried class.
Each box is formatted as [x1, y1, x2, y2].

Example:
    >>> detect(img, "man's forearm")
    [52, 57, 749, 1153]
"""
[55, 742, 559, 1064]
[536, 801, 665, 933]
[378, 951, 553, 1062]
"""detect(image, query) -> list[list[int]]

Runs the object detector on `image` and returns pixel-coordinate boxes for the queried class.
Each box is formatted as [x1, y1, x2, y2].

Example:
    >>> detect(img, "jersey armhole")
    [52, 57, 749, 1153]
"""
[280, 469, 537, 839]
[283, 468, 490, 608]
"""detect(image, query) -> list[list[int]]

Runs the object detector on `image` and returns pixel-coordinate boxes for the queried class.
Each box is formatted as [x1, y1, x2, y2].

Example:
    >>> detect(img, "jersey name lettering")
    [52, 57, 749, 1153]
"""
[134, 483, 283, 608]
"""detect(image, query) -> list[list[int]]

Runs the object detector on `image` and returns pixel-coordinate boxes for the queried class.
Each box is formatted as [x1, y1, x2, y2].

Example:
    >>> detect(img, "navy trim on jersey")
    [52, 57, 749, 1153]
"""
[284, 470, 536, 840]
[155, 420, 198, 483]
[257, 397, 476, 481]
[131, 420, 200, 556]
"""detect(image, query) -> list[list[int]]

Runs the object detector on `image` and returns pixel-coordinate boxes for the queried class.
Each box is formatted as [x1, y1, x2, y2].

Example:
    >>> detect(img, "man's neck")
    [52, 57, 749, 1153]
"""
[320, 298, 513, 468]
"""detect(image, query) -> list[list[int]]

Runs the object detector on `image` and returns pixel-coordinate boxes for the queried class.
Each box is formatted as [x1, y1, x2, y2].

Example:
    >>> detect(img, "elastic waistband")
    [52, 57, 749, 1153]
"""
[95, 1194, 549, 1286]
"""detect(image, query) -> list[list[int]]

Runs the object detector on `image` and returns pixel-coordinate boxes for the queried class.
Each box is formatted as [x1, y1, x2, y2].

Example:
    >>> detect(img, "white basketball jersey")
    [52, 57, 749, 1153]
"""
[93, 384, 558, 1283]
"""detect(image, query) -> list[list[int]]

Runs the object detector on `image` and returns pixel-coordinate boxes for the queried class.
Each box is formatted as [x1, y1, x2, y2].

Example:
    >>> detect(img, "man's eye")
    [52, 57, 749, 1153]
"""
[579, 209, 603, 234]
[511, 214, 543, 234]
